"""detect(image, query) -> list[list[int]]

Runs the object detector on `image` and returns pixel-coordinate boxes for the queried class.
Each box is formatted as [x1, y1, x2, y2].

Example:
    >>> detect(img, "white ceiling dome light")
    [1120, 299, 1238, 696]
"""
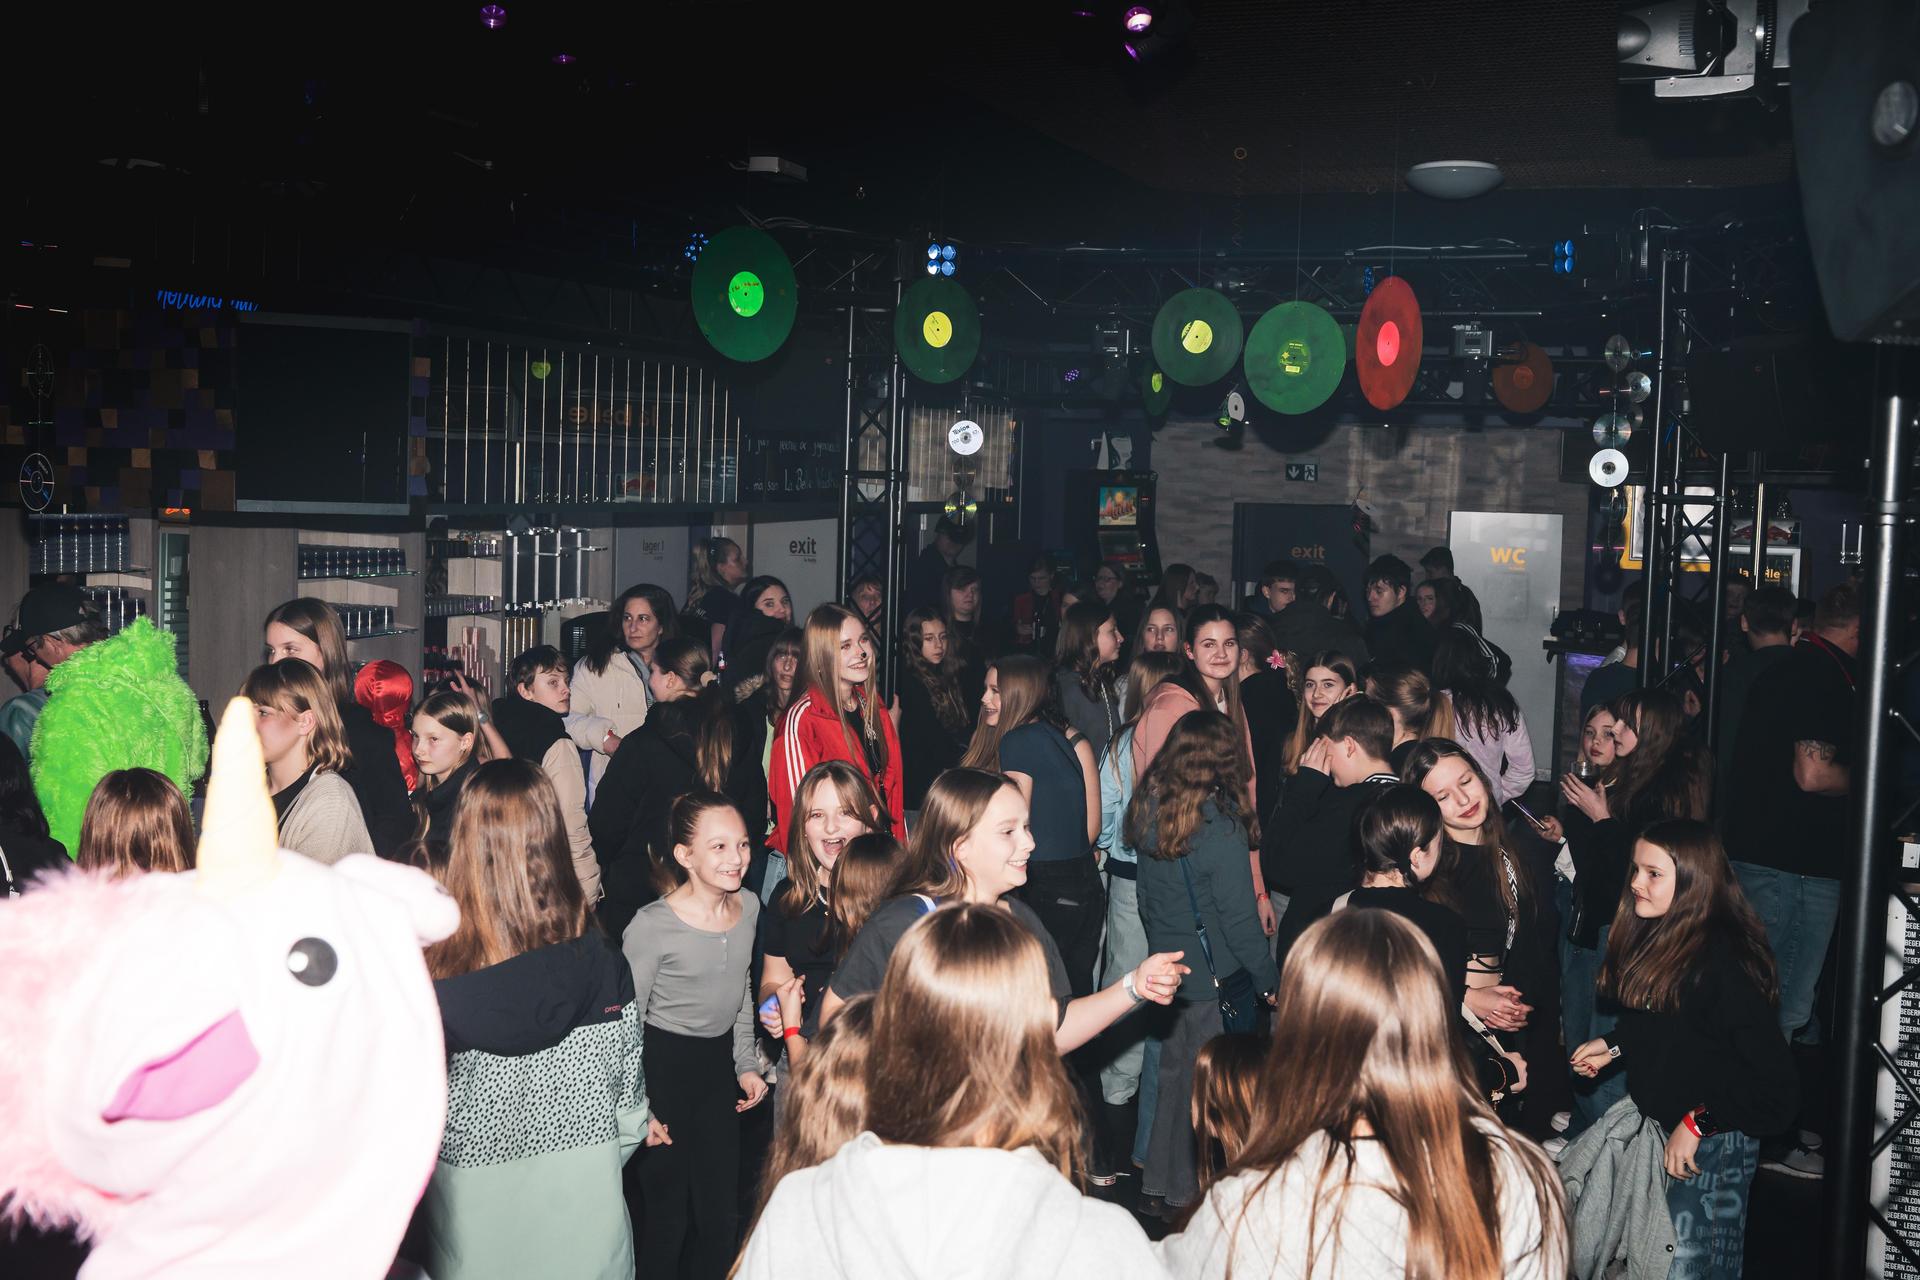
[1405, 160, 1504, 199]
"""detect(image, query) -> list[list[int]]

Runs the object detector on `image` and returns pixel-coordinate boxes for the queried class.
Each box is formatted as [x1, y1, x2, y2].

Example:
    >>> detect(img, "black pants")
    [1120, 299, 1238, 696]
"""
[1021, 854, 1107, 997]
[640, 1025, 740, 1280]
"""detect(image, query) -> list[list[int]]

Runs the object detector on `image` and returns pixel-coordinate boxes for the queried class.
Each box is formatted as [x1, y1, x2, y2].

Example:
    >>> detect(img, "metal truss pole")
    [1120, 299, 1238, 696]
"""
[1640, 251, 1671, 684]
[1829, 356, 1916, 1280]
[837, 250, 906, 698]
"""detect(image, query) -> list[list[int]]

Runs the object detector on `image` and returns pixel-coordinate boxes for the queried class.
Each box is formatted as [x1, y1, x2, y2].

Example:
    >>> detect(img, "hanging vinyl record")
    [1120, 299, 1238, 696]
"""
[691, 227, 799, 362]
[1150, 288, 1245, 387]
[1589, 447, 1630, 488]
[1140, 364, 1174, 416]
[1492, 343, 1555, 414]
[895, 277, 981, 385]
[1354, 276, 1423, 411]
[1244, 301, 1345, 414]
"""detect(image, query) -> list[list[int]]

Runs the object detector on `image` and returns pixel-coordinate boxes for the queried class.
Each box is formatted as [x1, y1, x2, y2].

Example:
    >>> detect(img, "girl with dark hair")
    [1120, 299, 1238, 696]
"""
[1556, 687, 1711, 1133]
[1053, 599, 1125, 761]
[1434, 627, 1536, 804]
[1189, 1033, 1266, 1199]
[1281, 650, 1359, 777]
[492, 645, 599, 901]
[1093, 559, 1143, 639]
[590, 636, 744, 935]
[569, 584, 675, 792]
[264, 597, 411, 856]
[895, 607, 972, 810]
[768, 604, 904, 858]
[1233, 611, 1297, 825]
[756, 762, 885, 1067]
[624, 792, 769, 1280]
[1336, 785, 1466, 1001]
[1129, 600, 1185, 668]
[738, 907, 1163, 1277]
[1160, 911, 1567, 1278]
[940, 563, 995, 672]
[684, 534, 747, 655]
[75, 767, 194, 879]
[962, 654, 1103, 993]
[1133, 603, 1276, 939]
[0, 733, 65, 893]
[1405, 738, 1557, 1133]
[1011, 556, 1065, 656]
[422, 759, 648, 1280]
[1435, 577, 1514, 685]
[242, 659, 371, 865]
[718, 575, 792, 687]
[1572, 820, 1796, 1279]
[1130, 710, 1279, 1213]
[1160, 564, 1200, 612]
[733, 625, 803, 887]
[818, 767, 1188, 1052]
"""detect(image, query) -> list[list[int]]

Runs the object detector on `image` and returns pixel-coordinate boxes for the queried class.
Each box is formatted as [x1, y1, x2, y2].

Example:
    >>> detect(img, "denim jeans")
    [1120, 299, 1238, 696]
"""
[1098, 870, 1151, 1104]
[1133, 1035, 1162, 1169]
[759, 849, 788, 908]
[1667, 1129, 1760, 1280]
[1731, 861, 1841, 1043]
[1557, 875, 1627, 1135]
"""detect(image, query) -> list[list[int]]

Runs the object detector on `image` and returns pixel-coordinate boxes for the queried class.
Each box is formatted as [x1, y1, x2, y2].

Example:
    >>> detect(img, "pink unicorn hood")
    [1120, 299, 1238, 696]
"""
[0, 697, 459, 1279]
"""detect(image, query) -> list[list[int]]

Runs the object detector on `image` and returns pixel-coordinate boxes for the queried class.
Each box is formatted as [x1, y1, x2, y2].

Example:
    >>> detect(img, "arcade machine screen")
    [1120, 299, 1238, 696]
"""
[1079, 472, 1158, 595]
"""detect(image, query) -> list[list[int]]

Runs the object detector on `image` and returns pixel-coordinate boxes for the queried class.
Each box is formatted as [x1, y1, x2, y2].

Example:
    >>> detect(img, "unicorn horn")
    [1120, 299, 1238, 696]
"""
[197, 696, 279, 893]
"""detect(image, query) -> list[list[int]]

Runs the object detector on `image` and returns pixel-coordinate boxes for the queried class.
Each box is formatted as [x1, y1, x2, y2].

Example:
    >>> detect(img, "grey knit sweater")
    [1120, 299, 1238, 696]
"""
[279, 769, 375, 865]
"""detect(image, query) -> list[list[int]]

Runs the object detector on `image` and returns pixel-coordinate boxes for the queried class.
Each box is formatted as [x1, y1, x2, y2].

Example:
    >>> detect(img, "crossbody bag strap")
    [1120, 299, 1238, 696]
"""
[1177, 854, 1223, 990]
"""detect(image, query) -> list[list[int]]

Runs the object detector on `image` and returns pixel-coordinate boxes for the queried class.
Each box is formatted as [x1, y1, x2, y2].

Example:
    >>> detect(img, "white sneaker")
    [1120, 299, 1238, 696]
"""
[1551, 1111, 1572, 1134]
[1760, 1144, 1825, 1180]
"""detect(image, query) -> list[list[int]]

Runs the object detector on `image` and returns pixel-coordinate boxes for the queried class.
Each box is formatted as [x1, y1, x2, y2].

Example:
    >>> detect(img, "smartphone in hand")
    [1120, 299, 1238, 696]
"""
[1507, 797, 1551, 834]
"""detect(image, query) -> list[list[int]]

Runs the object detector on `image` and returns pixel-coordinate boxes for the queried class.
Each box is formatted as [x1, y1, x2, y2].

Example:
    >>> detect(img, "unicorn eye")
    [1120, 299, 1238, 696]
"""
[287, 937, 338, 987]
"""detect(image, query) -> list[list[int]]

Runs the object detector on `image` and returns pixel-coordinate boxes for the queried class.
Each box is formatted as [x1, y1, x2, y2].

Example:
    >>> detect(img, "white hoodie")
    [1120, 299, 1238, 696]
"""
[735, 1132, 1169, 1280]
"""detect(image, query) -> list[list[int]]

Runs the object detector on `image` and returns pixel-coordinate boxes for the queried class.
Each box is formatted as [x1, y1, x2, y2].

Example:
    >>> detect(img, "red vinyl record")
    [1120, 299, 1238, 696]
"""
[1355, 276, 1423, 411]
[1492, 342, 1556, 414]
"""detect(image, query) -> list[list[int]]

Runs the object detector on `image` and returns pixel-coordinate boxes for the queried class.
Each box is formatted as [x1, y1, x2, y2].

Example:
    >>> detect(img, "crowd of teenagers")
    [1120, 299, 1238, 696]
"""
[0, 526, 1873, 1279]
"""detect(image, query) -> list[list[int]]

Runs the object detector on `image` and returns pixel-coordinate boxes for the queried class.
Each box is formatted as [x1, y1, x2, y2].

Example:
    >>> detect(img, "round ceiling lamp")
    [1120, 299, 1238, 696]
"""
[1404, 160, 1504, 199]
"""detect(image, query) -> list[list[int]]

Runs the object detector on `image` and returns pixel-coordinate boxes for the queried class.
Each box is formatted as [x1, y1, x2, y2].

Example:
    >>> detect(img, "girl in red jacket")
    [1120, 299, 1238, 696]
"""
[769, 604, 904, 851]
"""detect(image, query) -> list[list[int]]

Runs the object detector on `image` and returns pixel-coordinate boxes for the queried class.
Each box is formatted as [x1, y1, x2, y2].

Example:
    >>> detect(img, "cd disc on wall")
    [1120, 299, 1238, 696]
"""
[1590, 447, 1630, 488]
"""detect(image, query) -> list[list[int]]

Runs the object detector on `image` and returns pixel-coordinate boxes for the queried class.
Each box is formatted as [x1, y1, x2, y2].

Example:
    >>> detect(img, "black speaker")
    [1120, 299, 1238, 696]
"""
[1686, 334, 1874, 452]
[1792, 1, 1920, 342]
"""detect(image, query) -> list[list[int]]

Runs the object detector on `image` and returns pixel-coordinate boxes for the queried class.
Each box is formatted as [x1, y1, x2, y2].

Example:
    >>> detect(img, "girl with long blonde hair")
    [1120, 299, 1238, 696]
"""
[735, 906, 1163, 1278]
[768, 603, 905, 851]
[1162, 909, 1568, 1279]
[242, 658, 371, 865]
[421, 759, 650, 1280]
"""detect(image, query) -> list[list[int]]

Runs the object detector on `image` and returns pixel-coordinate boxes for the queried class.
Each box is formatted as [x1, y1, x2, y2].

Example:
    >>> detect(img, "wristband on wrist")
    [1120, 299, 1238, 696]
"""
[782, 1025, 803, 1040]
[1122, 970, 1144, 1003]
[1683, 1106, 1718, 1138]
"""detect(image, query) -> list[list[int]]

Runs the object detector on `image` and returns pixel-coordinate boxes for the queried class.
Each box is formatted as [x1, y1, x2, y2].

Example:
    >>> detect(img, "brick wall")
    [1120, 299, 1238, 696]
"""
[1152, 416, 1592, 611]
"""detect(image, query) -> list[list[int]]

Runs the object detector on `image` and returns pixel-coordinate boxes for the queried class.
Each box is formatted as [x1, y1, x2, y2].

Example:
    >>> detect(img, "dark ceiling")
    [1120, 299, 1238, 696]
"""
[8, 0, 1799, 263]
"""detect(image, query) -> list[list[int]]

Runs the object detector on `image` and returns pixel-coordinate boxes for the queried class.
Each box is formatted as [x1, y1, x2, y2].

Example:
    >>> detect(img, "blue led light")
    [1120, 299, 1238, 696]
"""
[926, 261, 940, 275]
[928, 243, 941, 260]
[940, 261, 955, 276]
[941, 244, 956, 262]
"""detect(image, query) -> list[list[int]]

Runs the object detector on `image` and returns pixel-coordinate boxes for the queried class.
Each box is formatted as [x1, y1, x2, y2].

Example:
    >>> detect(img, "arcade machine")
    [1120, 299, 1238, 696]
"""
[1067, 469, 1161, 595]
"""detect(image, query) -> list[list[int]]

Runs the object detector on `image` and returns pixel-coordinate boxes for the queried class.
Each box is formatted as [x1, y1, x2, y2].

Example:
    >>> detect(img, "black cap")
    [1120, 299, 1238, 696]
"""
[1, 584, 91, 658]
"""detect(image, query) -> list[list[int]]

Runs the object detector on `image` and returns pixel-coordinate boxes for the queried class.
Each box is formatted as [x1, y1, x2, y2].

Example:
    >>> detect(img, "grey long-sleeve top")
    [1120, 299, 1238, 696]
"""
[1135, 798, 1280, 1003]
[622, 894, 760, 1083]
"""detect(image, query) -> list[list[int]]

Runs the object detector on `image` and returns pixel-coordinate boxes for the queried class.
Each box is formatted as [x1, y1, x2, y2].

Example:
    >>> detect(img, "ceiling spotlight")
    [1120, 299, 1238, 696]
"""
[928, 243, 941, 261]
[1552, 239, 1576, 275]
[1216, 385, 1247, 430]
[1063, 367, 1083, 384]
[683, 232, 709, 263]
[941, 244, 956, 262]
[926, 260, 941, 276]
[940, 261, 955, 276]
[551, 52, 576, 65]
[1123, 6, 1153, 33]
[479, 3, 506, 29]
[1405, 160, 1504, 199]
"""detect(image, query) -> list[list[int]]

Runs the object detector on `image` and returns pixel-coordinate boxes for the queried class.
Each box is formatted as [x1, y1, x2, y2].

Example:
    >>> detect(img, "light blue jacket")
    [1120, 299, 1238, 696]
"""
[1099, 726, 1139, 865]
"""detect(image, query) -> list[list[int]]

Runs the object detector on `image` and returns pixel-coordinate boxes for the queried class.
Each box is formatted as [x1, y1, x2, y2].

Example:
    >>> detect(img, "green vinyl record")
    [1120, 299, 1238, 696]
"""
[895, 277, 981, 385]
[691, 227, 799, 362]
[1245, 301, 1346, 414]
[1150, 288, 1245, 387]
[1140, 364, 1173, 416]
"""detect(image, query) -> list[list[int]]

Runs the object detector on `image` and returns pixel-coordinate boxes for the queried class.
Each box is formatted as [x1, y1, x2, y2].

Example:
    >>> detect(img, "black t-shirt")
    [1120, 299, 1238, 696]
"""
[1723, 636, 1857, 877]
[830, 894, 1073, 1023]
[760, 892, 835, 1037]
[1345, 887, 1470, 1013]
[999, 722, 1089, 862]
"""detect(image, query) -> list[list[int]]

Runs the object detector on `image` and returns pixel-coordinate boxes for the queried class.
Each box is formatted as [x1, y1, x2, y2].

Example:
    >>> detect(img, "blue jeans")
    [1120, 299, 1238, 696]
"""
[1731, 861, 1840, 1043]
[1667, 1129, 1759, 1280]
[1098, 871, 1150, 1104]
[1133, 1036, 1162, 1169]
[1557, 876, 1627, 1134]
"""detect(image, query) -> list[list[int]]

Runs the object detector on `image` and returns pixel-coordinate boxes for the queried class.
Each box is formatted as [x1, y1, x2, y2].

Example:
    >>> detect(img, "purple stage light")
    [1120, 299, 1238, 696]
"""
[479, 4, 506, 29]
[1123, 6, 1153, 33]
[552, 52, 575, 64]
[1123, 43, 1141, 61]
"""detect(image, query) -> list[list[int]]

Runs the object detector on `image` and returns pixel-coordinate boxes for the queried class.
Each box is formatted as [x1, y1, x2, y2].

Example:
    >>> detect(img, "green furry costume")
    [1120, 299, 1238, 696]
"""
[30, 618, 208, 857]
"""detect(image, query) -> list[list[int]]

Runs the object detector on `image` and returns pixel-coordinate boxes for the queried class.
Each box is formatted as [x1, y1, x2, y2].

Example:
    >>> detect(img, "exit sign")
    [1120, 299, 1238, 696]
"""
[1285, 460, 1319, 483]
